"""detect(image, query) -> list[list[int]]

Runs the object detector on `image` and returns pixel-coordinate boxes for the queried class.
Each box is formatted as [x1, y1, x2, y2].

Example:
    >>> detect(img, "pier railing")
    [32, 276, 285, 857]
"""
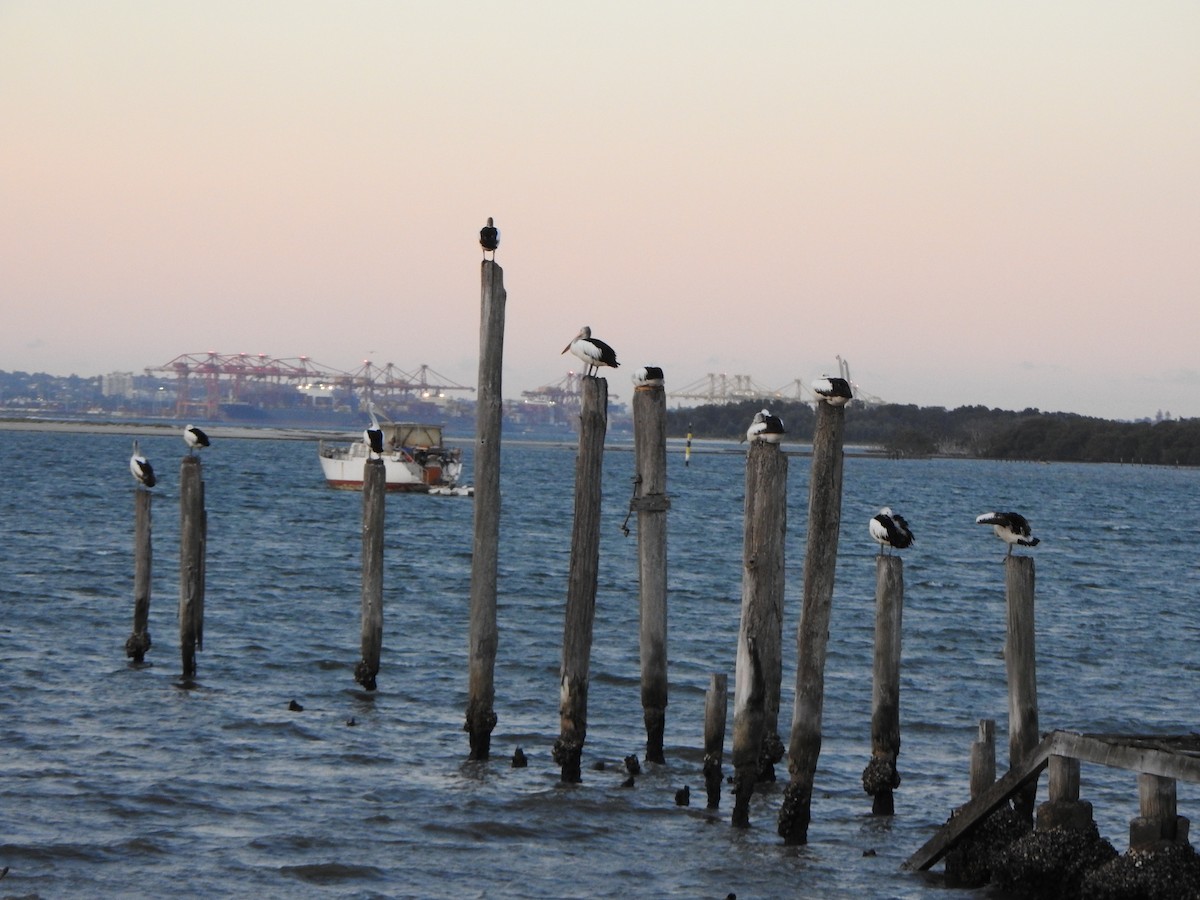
[904, 728, 1200, 871]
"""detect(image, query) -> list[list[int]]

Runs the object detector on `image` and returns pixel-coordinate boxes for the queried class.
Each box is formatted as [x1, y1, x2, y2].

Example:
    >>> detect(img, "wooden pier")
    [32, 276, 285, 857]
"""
[904, 729, 1200, 872]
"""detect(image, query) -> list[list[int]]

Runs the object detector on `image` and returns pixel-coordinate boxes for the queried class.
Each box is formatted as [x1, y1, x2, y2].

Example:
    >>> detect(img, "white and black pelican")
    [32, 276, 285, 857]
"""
[740, 408, 785, 444]
[130, 440, 156, 488]
[479, 217, 499, 258]
[812, 376, 853, 406]
[364, 410, 385, 459]
[976, 511, 1040, 555]
[562, 326, 619, 377]
[184, 424, 210, 454]
[870, 507, 914, 555]
[632, 365, 664, 388]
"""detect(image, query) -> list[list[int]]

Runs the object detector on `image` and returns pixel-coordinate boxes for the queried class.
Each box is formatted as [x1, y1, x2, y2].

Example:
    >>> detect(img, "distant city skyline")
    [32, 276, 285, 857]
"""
[3, 2, 1198, 421]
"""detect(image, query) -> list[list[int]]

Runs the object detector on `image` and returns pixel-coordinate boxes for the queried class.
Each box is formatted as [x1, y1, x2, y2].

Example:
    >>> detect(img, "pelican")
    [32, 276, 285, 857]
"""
[740, 408, 785, 444]
[812, 376, 853, 406]
[364, 409, 385, 459]
[479, 217, 499, 258]
[870, 507, 914, 555]
[632, 365, 664, 388]
[976, 511, 1040, 556]
[562, 326, 619, 377]
[130, 440, 156, 488]
[184, 424, 210, 455]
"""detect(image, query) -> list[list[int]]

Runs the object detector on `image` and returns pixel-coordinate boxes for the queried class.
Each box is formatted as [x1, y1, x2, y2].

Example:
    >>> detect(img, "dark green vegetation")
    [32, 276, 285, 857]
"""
[668, 400, 1200, 466]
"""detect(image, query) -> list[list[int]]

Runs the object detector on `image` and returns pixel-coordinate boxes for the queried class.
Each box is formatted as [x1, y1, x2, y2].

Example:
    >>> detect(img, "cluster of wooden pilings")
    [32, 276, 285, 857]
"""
[125, 454, 207, 680]
[454, 256, 907, 842]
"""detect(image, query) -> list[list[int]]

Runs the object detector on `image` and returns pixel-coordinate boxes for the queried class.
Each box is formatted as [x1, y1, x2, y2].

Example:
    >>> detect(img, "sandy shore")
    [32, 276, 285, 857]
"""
[0, 417, 355, 442]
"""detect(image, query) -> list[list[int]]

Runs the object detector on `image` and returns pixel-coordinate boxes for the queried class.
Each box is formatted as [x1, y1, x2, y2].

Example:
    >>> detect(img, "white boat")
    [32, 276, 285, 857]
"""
[318, 423, 465, 492]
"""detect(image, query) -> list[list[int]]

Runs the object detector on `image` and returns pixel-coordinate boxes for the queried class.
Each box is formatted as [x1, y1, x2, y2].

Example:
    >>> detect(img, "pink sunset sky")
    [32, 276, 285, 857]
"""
[2, 2, 1198, 420]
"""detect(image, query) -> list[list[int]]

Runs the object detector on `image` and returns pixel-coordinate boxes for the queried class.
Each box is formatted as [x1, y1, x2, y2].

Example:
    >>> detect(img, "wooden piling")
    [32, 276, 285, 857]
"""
[703, 673, 728, 809]
[355, 458, 386, 691]
[465, 259, 505, 759]
[553, 376, 607, 783]
[125, 489, 153, 663]
[863, 554, 903, 814]
[1036, 753, 1096, 832]
[632, 374, 670, 763]
[732, 440, 787, 826]
[970, 719, 998, 799]
[179, 456, 206, 678]
[1131, 772, 1183, 848]
[779, 400, 846, 844]
[1005, 555, 1039, 824]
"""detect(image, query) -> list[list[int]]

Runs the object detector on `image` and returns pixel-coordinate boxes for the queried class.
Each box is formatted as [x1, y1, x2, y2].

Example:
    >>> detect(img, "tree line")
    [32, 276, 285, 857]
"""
[666, 400, 1200, 466]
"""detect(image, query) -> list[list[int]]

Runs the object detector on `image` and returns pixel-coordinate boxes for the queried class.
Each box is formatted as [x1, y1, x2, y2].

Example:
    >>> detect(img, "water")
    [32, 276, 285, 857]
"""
[1, 427, 1197, 898]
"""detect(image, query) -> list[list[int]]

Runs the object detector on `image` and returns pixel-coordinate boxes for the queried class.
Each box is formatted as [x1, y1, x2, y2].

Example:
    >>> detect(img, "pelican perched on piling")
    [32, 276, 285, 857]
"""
[976, 511, 1040, 556]
[364, 410, 385, 459]
[184, 424, 210, 455]
[812, 376, 853, 406]
[740, 408, 785, 444]
[562, 326, 619, 377]
[870, 507, 914, 555]
[632, 365, 664, 388]
[479, 217, 499, 258]
[130, 440, 156, 488]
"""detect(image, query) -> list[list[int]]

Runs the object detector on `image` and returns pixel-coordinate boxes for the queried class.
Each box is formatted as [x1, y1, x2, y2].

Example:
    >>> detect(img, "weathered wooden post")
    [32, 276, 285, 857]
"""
[1131, 773, 1185, 849]
[703, 673, 728, 809]
[1005, 555, 1038, 824]
[779, 399, 846, 844]
[553, 376, 607, 783]
[862, 554, 904, 814]
[732, 440, 787, 826]
[125, 489, 153, 663]
[354, 458, 386, 690]
[179, 456, 206, 678]
[970, 719, 997, 799]
[632, 369, 669, 763]
[1036, 754, 1095, 832]
[465, 258, 505, 759]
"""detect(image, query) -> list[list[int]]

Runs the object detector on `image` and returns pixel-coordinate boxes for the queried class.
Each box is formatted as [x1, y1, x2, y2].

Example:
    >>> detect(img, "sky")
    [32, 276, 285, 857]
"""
[2, 2, 1198, 421]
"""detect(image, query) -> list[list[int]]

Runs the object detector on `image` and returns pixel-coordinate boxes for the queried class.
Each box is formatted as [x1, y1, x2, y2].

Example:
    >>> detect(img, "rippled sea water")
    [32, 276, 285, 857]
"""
[1, 425, 1197, 898]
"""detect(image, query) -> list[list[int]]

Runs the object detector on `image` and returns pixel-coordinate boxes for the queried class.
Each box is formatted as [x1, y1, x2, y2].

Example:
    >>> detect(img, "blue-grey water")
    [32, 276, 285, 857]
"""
[1, 426, 1197, 898]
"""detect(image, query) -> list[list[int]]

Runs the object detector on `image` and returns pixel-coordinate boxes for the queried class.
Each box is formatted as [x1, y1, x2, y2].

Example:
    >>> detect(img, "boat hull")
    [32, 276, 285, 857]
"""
[317, 431, 463, 492]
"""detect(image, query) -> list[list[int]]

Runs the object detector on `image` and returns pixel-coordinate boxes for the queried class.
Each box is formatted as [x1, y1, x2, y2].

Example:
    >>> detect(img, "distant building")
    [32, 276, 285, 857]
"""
[102, 372, 135, 399]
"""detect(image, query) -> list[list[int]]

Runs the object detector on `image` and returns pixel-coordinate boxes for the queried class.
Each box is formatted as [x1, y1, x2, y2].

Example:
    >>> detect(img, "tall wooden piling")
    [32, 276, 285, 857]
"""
[632, 373, 669, 763]
[779, 400, 846, 844]
[465, 259, 505, 759]
[553, 376, 608, 783]
[703, 673, 728, 809]
[125, 489, 153, 663]
[863, 554, 904, 814]
[179, 456, 206, 678]
[355, 458, 386, 691]
[1005, 555, 1038, 824]
[732, 440, 787, 826]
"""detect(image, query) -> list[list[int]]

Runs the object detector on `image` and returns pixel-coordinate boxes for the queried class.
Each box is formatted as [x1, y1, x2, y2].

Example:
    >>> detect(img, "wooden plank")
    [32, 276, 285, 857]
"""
[1052, 732, 1200, 783]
